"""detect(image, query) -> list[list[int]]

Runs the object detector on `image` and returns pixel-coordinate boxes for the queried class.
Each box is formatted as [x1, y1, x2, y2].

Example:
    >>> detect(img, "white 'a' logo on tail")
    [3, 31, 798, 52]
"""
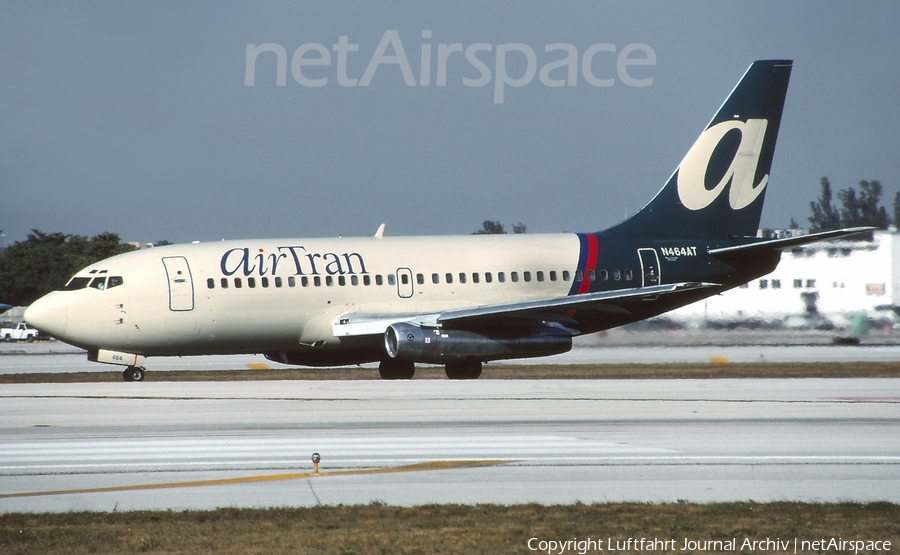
[676, 118, 769, 211]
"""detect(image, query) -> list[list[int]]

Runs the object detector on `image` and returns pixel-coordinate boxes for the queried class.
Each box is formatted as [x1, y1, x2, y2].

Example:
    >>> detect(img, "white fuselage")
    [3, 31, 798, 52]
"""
[26, 233, 582, 357]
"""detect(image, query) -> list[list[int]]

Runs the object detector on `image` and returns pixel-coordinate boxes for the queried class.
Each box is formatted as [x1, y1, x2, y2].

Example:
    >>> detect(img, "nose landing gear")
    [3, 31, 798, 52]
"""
[123, 366, 145, 382]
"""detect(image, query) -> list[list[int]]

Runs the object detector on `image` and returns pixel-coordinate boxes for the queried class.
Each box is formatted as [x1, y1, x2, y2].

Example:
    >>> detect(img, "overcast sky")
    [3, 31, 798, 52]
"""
[2, 1, 898, 245]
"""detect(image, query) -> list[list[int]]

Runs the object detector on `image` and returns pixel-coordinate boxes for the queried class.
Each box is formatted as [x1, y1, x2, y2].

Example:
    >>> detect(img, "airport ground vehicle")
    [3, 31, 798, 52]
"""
[1, 322, 40, 342]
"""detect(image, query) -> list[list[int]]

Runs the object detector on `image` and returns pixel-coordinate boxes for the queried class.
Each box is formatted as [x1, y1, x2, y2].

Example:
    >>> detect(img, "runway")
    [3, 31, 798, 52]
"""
[2, 378, 900, 512]
[4, 340, 900, 374]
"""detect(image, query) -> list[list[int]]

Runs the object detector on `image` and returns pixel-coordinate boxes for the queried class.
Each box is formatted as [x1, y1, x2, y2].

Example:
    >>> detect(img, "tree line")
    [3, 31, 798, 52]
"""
[808, 178, 894, 231]
[0, 230, 137, 306]
[472, 221, 527, 234]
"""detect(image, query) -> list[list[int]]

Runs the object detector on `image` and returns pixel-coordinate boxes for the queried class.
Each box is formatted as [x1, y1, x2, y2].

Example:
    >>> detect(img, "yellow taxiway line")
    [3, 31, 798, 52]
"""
[0, 460, 513, 499]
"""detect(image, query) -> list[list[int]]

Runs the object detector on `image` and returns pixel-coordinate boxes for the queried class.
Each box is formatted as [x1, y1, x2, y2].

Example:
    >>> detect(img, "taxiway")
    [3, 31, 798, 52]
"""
[2, 378, 899, 512]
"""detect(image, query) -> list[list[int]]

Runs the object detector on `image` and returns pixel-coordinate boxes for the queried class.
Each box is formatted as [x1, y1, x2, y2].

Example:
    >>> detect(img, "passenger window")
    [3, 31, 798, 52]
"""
[220, 278, 229, 289]
[299, 276, 307, 287]
[562, 271, 570, 281]
[498, 272, 505, 283]
[400, 274, 408, 285]
[416, 273, 424, 285]
[472, 273, 479, 283]
[338, 276, 346, 286]
[574, 271, 583, 282]
[625, 269, 633, 281]
[351, 275, 359, 286]
[523, 271, 531, 282]
[587, 270, 595, 282]
[314, 276, 321, 287]
[536, 271, 544, 282]
[376, 275, 384, 286]
[549, 271, 556, 282]
[248, 278, 256, 288]
[613, 269, 621, 281]
[459, 273, 467, 284]
[261, 277, 269, 288]
[275, 277, 282, 288]
[234, 278, 242, 288]
[388, 274, 396, 286]
[445, 273, 453, 284]
[108, 276, 124, 289]
[289, 276, 297, 287]
[207, 278, 215, 289]
[600, 270, 609, 281]
[89, 277, 106, 290]
[485, 272, 492, 283]
[326, 276, 334, 287]
[432, 273, 440, 284]
[364, 275, 371, 286]
[511, 272, 519, 283]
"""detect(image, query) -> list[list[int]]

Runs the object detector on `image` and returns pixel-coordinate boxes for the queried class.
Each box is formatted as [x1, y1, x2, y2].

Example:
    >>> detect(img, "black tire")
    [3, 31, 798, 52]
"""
[378, 359, 415, 380]
[445, 361, 482, 380]
[123, 366, 145, 382]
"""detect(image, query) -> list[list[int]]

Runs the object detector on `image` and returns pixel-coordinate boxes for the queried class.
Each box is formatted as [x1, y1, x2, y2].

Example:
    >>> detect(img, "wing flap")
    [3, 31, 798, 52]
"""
[333, 313, 440, 337]
[439, 281, 717, 325]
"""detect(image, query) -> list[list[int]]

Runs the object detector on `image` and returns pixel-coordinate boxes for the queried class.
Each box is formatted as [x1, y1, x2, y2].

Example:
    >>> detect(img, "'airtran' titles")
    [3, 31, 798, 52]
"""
[220, 246, 368, 277]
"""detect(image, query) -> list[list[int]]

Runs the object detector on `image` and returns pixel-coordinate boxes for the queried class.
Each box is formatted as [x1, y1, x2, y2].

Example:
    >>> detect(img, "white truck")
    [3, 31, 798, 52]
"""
[1, 322, 40, 342]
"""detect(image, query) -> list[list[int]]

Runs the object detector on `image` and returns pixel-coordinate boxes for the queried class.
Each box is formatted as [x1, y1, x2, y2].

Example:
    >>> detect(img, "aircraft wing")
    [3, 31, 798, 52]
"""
[332, 281, 718, 337]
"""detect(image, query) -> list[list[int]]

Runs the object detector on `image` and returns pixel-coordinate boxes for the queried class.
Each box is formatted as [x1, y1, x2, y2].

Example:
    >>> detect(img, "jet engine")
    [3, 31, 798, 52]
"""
[384, 322, 572, 364]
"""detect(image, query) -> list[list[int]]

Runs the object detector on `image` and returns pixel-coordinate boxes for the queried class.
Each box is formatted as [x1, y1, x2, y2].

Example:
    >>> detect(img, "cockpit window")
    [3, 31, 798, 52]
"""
[62, 277, 90, 291]
[108, 276, 124, 289]
[89, 277, 106, 290]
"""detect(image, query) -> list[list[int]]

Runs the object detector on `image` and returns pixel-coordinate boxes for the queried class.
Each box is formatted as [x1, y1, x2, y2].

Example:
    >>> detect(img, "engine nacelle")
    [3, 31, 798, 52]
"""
[384, 322, 572, 364]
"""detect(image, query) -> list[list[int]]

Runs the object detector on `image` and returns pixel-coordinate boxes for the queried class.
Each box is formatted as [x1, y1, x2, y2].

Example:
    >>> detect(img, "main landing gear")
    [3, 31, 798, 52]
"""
[444, 361, 482, 380]
[378, 359, 415, 380]
[377, 360, 484, 380]
[123, 366, 145, 382]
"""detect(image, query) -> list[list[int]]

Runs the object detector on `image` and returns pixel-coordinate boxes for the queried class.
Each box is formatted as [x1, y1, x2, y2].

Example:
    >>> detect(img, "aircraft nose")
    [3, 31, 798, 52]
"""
[24, 293, 69, 340]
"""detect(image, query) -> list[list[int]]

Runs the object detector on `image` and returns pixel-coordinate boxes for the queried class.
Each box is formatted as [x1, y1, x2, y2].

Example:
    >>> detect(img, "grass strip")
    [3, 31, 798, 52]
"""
[2, 502, 900, 555]
[4, 361, 900, 383]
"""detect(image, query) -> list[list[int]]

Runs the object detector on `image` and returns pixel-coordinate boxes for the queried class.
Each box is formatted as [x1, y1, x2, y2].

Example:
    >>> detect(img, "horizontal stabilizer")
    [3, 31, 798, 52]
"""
[709, 227, 874, 258]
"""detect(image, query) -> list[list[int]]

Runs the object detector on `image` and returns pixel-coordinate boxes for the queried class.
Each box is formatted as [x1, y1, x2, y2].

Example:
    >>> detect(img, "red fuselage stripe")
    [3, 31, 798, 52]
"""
[577, 234, 598, 294]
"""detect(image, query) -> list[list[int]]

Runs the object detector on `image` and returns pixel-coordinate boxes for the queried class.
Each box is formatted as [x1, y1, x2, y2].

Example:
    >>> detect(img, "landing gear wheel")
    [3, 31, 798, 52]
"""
[378, 359, 415, 380]
[445, 361, 482, 380]
[123, 366, 145, 382]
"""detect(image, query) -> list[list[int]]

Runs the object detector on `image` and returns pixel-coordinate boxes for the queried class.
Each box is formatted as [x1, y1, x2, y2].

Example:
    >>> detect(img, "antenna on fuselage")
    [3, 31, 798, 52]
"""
[374, 223, 385, 238]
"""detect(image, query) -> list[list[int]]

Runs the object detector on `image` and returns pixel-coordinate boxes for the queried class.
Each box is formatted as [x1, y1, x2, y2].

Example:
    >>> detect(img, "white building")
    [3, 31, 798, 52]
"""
[669, 230, 900, 330]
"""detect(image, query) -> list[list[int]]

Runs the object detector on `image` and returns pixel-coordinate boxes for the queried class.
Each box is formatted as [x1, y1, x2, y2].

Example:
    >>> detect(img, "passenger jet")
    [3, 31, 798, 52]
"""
[25, 60, 869, 381]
